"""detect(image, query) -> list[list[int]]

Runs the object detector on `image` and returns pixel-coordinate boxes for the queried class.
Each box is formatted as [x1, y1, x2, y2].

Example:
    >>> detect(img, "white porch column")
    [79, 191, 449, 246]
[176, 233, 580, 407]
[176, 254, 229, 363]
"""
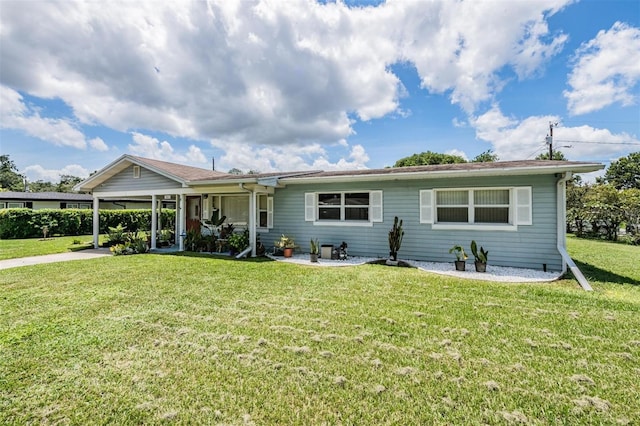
[174, 195, 180, 246]
[92, 196, 100, 249]
[179, 194, 186, 251]
[151, 195, 157, 250]
[250, 190, 257, 257]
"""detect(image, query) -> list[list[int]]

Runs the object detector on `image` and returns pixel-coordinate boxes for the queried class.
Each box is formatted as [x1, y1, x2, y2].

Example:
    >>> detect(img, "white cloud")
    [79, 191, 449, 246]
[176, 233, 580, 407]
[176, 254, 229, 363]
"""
[564, 22, 640, 115]
[89, 137, 109, 151]
[23, 164, 90, 182]
[128, 132, 206, 164]
[395, 0, 570, 112]
[0, 0, 572, 146]
[471, 104, 639, 161]
[0, 85, 112, 151]
[446, 149, 468, 161]
[211, 139, 369, 173]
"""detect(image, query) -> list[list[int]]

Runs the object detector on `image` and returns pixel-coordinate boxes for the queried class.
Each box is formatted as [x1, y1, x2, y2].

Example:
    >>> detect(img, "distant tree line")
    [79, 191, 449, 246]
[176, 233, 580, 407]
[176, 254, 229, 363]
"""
[393, 150, 499, 167]
[1, 154, 85, 193]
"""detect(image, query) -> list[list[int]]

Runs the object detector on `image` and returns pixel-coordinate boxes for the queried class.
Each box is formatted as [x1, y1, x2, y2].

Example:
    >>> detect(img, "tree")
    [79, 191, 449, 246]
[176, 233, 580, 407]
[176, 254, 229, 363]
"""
[393, 151, 467, 167]
[228, 168, 243, 175]
[566, 177, 590, 237]
[57, 175, 84, 193]
[28, 180, 57, 192]
[584, 184, 625, 241]
[472, 150, 499, 163]
[620, 188, 640, 241]
[535, 151, 567, 161]
[0, 154, 25, 191]
[604, 152, 640, 190]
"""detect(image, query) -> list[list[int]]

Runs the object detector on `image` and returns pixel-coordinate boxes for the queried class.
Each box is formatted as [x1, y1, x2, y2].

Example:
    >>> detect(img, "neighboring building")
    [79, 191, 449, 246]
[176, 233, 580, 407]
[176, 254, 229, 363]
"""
[0, 191, 93, 210]
[75, 155, 603, 273]
[0, 191, 175, 210]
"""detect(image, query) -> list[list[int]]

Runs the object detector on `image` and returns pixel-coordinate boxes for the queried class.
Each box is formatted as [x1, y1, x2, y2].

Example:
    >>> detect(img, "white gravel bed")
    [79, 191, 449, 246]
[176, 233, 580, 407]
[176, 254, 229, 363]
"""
[268, 253, 562, 282]
[410, 260, 561, 282]
[267, 253, 377, 267]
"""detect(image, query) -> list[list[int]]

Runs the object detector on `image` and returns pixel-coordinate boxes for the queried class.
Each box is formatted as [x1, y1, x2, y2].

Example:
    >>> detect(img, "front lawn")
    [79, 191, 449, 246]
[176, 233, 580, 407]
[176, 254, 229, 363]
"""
[1, 239, 639, 424]
[0, 235, 101, 260]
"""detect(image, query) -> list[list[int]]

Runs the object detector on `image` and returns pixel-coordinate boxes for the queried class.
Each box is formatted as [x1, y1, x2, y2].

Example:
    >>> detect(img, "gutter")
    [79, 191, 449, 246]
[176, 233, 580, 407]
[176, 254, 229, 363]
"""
[556, 172, 593, 291]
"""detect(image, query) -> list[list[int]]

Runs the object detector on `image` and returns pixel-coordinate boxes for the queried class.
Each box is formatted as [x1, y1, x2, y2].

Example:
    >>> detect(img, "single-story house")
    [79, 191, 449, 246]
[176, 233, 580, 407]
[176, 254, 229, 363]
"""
[74, 155, 603, 274]
[0, 191, 175, 210]
[0, 191, 94, 210]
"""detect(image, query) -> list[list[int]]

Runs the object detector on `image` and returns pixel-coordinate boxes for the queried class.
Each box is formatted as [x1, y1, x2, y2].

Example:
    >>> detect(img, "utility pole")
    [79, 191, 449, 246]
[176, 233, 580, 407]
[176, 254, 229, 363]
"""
[546, 122, 558, 160]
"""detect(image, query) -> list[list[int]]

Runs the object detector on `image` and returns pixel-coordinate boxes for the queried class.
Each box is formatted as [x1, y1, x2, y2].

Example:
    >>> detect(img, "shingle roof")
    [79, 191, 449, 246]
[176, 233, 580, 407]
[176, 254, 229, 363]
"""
[285, 160, 600, 179]
[0, 191, 93, 201]
[130, 156, 229, 181]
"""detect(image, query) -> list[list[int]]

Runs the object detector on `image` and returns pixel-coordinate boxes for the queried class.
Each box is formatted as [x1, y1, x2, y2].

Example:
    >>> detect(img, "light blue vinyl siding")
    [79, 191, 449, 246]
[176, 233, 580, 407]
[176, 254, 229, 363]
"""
[271, 175, 562, 271]
[97, 165, 182, 192]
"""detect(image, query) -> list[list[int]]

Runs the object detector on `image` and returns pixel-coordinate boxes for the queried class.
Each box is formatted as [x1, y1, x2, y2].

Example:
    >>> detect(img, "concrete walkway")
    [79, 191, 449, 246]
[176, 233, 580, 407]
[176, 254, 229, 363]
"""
[0, 249, 112, 270]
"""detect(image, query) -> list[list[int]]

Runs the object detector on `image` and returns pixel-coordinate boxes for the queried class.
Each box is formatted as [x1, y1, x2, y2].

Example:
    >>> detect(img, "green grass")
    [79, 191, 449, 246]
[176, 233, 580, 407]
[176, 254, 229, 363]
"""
[1, 239, 639, 424]
[0, 235, 102, 260]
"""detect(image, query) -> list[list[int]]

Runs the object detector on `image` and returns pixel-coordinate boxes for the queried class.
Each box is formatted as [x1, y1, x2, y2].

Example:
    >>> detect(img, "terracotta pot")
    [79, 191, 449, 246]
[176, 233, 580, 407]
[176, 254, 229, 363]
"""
[283, 247, 294, 258]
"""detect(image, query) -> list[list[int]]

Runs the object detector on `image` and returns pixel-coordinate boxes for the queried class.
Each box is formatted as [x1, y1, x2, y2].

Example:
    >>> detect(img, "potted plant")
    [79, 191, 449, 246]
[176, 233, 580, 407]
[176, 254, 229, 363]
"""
[276, 234, 296, 258]
[449, 244, 468, 271]
[470, 240, 489, 272]
[309, 238, 320, 262]
[388, 216, 404, 264]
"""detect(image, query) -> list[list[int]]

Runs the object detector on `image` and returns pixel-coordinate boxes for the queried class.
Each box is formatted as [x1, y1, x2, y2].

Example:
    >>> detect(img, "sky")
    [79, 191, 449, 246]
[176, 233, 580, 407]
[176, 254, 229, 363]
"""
[1, 0, 639, 184]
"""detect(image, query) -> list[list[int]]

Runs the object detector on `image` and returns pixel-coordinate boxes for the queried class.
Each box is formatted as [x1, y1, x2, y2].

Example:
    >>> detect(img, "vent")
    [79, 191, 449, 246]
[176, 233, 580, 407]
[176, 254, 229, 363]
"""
[133, 165, 141, 179]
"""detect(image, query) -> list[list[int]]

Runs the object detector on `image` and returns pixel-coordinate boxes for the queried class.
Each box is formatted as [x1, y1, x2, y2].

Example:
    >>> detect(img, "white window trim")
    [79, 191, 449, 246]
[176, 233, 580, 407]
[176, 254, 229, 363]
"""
[7, 202, 24, 208]
[422, 186, 531, 231]
[256, 194, 274, 231]
[133, 165, 141, 179]
[305, 190, 382, 226]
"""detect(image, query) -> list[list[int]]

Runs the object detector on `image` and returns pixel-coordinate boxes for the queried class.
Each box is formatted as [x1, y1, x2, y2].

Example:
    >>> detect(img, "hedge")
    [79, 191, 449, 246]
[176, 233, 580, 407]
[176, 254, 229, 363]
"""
[0, 209, 176, 239]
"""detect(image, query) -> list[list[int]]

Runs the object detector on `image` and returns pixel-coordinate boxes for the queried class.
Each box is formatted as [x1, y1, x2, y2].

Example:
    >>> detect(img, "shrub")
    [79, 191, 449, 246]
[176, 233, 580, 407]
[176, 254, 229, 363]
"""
[0, 209, 175, 239]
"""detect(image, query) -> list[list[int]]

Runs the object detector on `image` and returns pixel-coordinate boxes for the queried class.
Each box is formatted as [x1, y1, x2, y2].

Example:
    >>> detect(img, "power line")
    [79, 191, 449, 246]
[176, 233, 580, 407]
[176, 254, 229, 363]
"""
[555, 139, 640, 146]
[525, 145, 547, 160]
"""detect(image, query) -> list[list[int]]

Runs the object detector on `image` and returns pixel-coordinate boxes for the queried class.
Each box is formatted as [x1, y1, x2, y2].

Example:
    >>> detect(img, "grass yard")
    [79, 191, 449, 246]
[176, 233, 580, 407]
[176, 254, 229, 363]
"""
[0, 235, 100, 260]
[1, 238, 639, 424]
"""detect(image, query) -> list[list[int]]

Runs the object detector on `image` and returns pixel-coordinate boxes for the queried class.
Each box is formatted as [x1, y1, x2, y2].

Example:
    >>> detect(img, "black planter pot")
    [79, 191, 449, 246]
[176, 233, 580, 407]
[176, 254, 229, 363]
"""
[454, 260, 466, 271]
[389, 251, 397, 261]
[310, 253, 318, 262]
[475, 261, 487, 273]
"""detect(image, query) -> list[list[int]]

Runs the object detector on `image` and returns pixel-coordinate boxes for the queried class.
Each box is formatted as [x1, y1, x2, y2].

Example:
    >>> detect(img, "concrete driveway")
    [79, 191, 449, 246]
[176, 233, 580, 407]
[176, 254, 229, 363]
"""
[0, 249, 112, 270]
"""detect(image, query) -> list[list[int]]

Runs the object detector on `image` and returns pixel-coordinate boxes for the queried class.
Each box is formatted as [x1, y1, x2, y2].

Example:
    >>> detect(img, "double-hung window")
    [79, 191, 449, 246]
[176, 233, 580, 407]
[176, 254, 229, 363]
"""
[256, 194, 273, 229]
[306, 191, 383, 226]
[420, 187, 531, 230]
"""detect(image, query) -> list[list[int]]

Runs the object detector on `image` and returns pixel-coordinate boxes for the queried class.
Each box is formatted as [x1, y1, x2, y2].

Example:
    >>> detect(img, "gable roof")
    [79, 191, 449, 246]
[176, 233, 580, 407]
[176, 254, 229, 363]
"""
[74, 154, 320, 191]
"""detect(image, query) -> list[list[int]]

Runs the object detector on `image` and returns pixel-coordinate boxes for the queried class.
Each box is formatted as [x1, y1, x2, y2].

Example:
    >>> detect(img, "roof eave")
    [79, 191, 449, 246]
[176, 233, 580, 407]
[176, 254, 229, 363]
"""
[279, 163, 604, 184]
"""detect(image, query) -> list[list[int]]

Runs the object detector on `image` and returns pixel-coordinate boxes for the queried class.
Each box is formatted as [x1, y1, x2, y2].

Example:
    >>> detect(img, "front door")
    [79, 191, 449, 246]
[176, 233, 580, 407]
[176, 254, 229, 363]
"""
[186, 196, 201, 232]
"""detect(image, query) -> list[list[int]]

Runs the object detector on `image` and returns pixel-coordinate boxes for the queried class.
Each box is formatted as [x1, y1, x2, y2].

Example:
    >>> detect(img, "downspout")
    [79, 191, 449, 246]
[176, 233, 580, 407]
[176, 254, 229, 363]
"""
[239, 184, 256, 257]
[556, 172, 593, 291]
